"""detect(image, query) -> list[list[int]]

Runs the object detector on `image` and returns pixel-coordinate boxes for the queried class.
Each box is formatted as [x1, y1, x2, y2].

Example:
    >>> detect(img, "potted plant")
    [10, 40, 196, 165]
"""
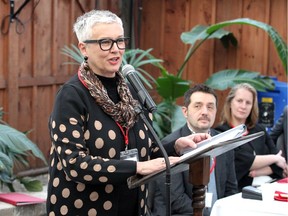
[0, 107, 47, 192]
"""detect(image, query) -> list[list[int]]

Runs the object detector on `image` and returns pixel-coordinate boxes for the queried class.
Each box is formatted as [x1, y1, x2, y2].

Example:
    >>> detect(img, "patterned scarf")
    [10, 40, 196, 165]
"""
[78, 61, 139, 130]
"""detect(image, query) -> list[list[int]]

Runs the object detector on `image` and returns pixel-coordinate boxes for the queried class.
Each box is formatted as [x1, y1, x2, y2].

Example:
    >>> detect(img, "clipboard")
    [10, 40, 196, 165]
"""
[127, 129, 264, 189]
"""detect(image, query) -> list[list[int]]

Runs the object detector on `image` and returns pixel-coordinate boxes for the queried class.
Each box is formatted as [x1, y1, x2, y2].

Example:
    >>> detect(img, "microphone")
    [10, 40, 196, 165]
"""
[121, 64, 157, 113]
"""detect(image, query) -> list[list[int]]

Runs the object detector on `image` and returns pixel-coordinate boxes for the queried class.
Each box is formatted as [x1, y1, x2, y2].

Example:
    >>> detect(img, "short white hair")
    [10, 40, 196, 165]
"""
[73, 10, 123, 42]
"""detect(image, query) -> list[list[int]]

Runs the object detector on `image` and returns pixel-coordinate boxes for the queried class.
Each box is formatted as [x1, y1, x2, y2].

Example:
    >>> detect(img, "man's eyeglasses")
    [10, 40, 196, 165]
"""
[83, 37, 129, 51]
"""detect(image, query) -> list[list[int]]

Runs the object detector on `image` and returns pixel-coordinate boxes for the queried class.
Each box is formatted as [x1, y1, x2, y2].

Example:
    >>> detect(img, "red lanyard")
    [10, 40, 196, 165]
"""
[116, 122, 129, 149]
[210, 157, 216, 174]
[78, 69, 88, 88]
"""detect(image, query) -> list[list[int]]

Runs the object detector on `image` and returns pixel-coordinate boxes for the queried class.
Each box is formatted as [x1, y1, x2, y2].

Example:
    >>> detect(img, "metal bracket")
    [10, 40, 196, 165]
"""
[9, 0, 31, 23]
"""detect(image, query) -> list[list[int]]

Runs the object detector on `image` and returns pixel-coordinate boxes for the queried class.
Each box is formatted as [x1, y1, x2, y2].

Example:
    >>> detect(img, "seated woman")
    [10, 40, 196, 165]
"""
[215, 83, 288, 191]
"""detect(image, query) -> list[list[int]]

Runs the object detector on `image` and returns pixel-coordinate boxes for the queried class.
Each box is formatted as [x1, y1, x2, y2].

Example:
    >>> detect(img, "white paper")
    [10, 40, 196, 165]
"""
[252, 176, 273, 186]
[180, 124, 247, 161]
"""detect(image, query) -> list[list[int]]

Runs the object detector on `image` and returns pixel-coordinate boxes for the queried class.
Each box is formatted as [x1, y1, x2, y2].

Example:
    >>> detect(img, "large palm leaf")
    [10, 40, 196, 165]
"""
[206, 18, 287, 75]
[204, 69, 275, 91]
[180, 18, 287, 76]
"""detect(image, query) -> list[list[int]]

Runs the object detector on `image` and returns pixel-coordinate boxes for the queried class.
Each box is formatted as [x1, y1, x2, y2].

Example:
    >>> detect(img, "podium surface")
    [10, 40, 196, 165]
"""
[128, 131, 264, 189]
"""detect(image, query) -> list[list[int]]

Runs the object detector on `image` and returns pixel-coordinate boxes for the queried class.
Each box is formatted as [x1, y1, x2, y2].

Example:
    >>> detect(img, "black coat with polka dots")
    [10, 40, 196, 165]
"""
[46, 74, 164, 216]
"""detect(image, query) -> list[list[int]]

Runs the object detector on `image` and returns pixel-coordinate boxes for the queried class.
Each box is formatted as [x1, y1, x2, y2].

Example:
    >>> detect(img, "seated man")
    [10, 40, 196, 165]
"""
[149, 84, 238, 216]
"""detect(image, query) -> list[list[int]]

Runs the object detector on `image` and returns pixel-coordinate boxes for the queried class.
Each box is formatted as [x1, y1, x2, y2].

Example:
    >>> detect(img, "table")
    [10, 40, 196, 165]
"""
[210, 192, 288, 216]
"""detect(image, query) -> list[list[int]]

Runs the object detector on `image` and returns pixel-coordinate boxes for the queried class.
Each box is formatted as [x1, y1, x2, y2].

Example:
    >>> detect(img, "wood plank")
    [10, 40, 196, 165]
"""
[33, 0, 52, 77]
[18, 75, 75, 87]
[267, 0, 287, 82]
[7, 16, 19, 127]
[163, 0, 189, 76]
[139, 0, 165, 83]
[186, 0, 214, 83]
[213, 0, 243, 72]
[240, 0, 270, 73]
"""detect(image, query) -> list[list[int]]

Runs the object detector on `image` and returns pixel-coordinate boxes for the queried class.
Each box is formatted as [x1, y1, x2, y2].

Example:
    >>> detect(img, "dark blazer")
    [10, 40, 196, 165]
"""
[216, 123, 283, 191]
[270, 105, 288, 161]
[149, 124, 238, 216]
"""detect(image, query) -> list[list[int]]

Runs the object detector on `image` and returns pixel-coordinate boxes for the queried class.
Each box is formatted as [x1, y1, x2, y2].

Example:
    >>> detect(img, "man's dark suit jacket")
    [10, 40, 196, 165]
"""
[149, 124, 238, 216]
[270, 105, 288, 161]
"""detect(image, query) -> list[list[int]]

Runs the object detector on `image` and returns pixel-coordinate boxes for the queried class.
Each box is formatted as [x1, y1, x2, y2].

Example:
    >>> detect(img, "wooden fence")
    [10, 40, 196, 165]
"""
[0, 0, 287, 170]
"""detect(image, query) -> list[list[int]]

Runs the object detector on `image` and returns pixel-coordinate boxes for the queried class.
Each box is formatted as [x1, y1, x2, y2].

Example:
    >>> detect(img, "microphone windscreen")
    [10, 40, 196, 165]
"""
[121, 64, 135, 77]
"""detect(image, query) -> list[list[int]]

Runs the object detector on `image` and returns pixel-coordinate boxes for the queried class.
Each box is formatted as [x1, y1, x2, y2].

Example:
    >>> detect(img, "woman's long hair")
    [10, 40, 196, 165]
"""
[220, 83, 259, 129]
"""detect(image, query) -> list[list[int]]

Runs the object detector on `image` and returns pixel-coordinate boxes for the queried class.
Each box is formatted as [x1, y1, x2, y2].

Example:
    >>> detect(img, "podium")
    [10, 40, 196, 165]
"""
[189, 157, 210, 216]
[127, 131, 264, 216]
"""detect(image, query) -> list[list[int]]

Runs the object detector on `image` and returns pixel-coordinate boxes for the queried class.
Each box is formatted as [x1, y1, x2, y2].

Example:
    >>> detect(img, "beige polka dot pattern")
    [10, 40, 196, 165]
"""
[69, 118, 78, 125]
[80, 162, 88, 169]
[72, 130, 80, 138]
[52, 178, 59, 187]
[62, 188, 70, 198]
[84, 130, 90, 140]
[95, 138, 104, 149]
[89, 191, 99, 201]
[107, 165, 116, 172]
[76, 183, 85, 192]
[59, 124, 66, 132]
[93, 164, 101, 171]
[94, 120, 102, 130]
[141, 147, 147, 157]
[50, 194, 57, 204]
[108, 130, 116, 140]
[99, 176, 108, 182]
[84, 175, 93, 181]
[60, 205, 68, 215]
[48, 212, 55, 216]
[51, 121, 56, 128]
[74, 199, 83, 208]
[105, 184, 113, 193]
[108, 148, 116, 158]
[139, 130, 145, 139]
[103, 201, 112, 210]
[88, 208, 97, 215]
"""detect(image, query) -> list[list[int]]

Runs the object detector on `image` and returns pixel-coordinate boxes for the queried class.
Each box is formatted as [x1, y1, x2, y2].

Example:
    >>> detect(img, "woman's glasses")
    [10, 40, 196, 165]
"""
[83, 37, 129, 51]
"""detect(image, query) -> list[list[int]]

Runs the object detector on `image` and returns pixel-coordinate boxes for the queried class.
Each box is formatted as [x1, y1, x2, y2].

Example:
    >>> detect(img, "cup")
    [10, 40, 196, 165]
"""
[261, 183, 275, 202]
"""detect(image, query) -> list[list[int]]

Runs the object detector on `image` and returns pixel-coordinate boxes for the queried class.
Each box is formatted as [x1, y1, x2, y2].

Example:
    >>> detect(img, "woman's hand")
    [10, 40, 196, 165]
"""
[275, 150, 287, 170]
[273, 150, 288, 177]
[136, 157, 180, 175]
[174, 133, 211, 155]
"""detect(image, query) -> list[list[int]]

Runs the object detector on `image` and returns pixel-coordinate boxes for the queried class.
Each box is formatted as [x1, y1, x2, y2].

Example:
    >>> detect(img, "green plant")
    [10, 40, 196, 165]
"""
[0, 107, 47, 192]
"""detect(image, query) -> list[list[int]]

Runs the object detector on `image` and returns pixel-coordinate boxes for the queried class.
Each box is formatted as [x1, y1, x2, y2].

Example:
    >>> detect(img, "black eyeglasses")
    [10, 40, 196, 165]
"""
[83, 37, 129, 51]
